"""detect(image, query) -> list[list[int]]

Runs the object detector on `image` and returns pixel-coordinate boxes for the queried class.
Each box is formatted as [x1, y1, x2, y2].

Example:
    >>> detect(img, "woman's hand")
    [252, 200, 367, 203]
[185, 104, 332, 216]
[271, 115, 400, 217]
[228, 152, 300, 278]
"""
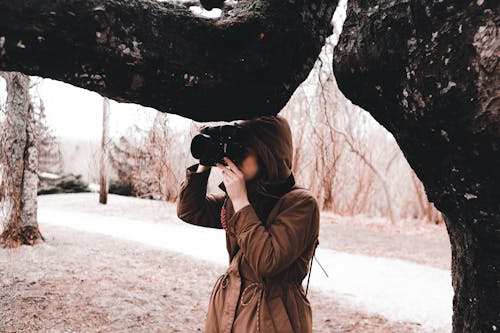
[216, 157, 250, 213]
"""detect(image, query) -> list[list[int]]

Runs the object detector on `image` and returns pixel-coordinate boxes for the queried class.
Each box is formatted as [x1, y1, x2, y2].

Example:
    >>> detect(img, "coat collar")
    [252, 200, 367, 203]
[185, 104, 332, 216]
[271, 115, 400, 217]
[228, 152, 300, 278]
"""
[218, 172, 296, 198]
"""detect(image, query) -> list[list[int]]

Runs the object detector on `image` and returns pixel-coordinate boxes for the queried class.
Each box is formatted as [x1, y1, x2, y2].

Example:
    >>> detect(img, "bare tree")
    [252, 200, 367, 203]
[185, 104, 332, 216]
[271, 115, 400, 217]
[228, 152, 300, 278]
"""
[0, 72, 44, 248]
[108, 130, 143, 196]
[109, 112, 183, 201]
[282, 33, 441, 225]
[30, 85, 64, 177]
[99, 97, 110, 204]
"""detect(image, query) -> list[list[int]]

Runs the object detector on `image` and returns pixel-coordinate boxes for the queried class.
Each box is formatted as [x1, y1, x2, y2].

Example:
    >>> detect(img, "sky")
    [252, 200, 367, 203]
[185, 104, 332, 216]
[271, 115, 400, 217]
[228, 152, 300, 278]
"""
[0, 76, 192, 140]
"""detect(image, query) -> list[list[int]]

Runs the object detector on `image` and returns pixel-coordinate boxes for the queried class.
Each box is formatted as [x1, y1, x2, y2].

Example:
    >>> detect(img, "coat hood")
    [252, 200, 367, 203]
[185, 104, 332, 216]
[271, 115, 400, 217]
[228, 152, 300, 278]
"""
[218, 115, 296, 200]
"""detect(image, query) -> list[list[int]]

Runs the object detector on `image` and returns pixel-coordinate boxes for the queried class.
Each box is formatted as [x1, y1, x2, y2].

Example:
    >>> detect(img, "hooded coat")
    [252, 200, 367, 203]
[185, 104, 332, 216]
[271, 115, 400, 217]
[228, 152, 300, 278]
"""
[176, 115, 320, 333]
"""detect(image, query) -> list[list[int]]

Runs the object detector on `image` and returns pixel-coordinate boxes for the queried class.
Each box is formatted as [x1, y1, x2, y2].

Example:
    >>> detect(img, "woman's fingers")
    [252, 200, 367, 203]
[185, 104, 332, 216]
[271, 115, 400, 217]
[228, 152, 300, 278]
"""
[215, 162, 237, 180]
[215, 157, 243, 180]
[223, 157, 243, 178]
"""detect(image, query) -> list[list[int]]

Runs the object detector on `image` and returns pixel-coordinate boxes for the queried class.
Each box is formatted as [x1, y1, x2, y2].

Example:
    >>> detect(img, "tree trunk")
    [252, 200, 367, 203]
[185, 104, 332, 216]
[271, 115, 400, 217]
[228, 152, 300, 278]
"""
[0, 0, 338, 121]
[99, 97, 110, 204]
[0, 72, 44, 248]
[333, 1, 499, 331]
[444, 212, 499, 333]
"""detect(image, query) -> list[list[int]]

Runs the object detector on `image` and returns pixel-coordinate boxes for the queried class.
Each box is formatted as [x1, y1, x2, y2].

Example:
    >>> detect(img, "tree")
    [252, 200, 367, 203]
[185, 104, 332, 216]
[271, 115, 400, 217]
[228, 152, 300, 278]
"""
[0, 72, 44, 248]
[109, 113, 182, 201]
[333, 1, 499, 331]
[99, 97, 110, 204]
[108, 130, 143, 197]
[32, 84, 64, 176]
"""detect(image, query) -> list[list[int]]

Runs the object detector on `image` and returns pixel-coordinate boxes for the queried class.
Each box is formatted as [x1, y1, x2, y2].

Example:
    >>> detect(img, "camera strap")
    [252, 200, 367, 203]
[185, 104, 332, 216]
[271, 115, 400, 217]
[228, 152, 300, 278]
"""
[305, 239, 329, 297]
[305, 239, 318, 297]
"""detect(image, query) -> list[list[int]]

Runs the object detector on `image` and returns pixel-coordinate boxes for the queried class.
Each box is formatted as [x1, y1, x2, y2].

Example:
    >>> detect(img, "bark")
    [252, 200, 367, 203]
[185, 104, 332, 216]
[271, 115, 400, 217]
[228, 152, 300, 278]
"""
[0, 72, 44, 248]
[333, 1, 499, 331]
[0, 0, 337, 121]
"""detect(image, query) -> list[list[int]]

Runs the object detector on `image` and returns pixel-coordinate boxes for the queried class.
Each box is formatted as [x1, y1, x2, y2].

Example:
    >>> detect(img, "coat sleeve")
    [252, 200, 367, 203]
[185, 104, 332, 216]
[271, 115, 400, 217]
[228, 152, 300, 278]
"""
[228, 191, 320, 278]
[176, 162, 225, 229]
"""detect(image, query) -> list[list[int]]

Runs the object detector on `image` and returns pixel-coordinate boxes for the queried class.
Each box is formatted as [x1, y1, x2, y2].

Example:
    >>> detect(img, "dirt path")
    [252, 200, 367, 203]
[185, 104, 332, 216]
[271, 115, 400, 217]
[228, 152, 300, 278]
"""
[37, 193, 452, 270]
[1, 224, 440, 333]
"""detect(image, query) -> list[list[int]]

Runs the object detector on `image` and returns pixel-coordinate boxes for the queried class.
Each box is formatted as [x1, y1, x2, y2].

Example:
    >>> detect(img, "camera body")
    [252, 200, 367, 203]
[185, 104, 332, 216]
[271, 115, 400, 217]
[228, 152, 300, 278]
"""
[190, 123, 247, 167]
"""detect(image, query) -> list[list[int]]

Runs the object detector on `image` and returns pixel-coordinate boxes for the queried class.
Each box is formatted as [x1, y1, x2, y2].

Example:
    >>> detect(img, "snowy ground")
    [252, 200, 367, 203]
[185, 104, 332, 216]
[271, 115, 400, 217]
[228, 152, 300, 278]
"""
[1, 224, 435, 333]
[1, 193, 453, 332]
[31, 193, 453, 332]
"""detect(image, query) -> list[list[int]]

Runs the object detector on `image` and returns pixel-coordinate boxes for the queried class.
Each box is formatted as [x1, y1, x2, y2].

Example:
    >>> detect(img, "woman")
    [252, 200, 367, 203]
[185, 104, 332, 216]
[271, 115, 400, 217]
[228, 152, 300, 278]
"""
[176, 115, 320, 333]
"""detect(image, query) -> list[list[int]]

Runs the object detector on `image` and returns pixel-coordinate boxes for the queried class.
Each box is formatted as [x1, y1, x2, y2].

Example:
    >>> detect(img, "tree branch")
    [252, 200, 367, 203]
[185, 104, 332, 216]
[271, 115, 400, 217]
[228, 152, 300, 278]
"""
[0, 0, 337, 121]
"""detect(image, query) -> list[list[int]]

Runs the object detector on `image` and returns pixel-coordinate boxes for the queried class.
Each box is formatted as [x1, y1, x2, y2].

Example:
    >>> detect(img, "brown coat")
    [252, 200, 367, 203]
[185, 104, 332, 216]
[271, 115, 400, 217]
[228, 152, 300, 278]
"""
[176, 162, 320, 333]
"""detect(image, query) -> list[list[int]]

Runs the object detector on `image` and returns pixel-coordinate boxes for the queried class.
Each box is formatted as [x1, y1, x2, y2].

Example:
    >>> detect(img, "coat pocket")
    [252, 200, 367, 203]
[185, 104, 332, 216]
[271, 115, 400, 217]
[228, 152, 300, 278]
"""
[267, 294, 295, 333]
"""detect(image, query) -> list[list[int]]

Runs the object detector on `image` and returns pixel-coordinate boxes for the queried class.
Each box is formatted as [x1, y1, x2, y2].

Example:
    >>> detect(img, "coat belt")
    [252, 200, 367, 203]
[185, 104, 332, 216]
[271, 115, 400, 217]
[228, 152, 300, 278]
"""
[238, 279, 303, 333]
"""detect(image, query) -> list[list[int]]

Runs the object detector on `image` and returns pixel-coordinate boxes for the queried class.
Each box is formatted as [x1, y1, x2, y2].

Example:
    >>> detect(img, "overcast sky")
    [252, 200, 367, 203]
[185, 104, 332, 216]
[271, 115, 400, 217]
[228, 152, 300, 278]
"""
[0, 76, 192, 141]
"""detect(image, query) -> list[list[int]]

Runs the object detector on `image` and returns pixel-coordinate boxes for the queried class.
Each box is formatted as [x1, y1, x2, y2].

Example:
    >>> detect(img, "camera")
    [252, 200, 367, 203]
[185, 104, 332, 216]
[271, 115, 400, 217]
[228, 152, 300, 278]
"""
[190, 123, 248, 167]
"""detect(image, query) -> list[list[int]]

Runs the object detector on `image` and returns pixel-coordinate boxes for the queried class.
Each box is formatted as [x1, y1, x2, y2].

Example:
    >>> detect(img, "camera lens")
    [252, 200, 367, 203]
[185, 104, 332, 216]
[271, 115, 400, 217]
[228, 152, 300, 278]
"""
[190, 133, 210, 159]
[190, 124, 246, 166]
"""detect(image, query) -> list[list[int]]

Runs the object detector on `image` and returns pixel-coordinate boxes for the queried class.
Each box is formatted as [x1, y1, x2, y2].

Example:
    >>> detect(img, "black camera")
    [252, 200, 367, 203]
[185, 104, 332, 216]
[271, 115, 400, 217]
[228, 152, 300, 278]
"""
[190, 123, 248, 167]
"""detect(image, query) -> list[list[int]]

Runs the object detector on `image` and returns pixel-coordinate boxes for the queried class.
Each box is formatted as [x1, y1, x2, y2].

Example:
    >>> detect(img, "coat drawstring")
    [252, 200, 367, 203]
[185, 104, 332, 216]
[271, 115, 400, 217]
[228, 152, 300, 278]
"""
[240, 282, 264, 333]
